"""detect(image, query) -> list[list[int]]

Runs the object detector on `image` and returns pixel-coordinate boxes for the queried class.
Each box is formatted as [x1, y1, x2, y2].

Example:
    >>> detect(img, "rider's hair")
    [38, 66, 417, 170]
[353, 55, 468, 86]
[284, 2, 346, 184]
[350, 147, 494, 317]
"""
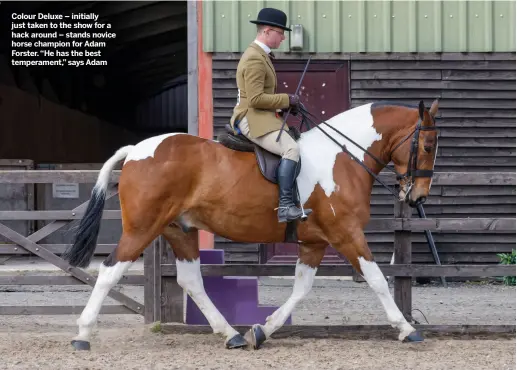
[257, 24, 267, 34]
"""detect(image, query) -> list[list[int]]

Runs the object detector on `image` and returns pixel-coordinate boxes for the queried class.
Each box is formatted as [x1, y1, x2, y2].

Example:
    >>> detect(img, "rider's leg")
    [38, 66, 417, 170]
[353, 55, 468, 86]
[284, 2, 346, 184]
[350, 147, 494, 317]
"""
[239, 117, 312, 222]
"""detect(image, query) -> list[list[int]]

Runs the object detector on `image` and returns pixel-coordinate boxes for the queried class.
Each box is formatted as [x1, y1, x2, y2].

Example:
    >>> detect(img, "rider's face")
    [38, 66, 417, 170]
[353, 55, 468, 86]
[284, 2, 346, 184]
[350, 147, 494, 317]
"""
[264, 26, 286, 49]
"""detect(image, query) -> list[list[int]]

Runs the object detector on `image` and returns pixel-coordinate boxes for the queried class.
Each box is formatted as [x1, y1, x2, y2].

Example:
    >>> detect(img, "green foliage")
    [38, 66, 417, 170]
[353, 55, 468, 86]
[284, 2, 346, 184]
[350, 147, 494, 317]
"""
[150, 321, 162, 333]
[497, 249, 516, 286]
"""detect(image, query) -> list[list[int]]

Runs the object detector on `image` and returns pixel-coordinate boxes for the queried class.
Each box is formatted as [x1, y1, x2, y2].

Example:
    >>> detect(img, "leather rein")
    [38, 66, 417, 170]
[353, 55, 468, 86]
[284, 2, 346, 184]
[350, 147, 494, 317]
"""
[294, 105, 438, 200]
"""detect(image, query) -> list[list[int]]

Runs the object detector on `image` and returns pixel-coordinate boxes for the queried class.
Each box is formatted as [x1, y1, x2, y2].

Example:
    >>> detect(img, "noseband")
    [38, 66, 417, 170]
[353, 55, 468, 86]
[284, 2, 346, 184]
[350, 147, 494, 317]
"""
[296, 106, 438, 199]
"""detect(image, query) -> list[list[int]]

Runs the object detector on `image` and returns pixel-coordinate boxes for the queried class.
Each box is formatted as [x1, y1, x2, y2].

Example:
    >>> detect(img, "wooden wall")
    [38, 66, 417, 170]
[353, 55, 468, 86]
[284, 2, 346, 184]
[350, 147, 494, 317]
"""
[351, 53, 515, 266]
[349, 53, 516, 173]
[211, 52, 516, 265]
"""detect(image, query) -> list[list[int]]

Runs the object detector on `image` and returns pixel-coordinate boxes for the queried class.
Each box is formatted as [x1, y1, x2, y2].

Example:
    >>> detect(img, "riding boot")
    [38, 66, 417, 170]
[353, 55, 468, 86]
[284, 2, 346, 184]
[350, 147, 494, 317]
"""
[276, 158, 312, 223]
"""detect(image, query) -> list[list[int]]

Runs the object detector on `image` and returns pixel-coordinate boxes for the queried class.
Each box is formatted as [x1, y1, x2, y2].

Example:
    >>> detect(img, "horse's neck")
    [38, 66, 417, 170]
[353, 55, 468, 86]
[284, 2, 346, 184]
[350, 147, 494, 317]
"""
[301, 103, 399, 173]
[297, 104, 411, 202]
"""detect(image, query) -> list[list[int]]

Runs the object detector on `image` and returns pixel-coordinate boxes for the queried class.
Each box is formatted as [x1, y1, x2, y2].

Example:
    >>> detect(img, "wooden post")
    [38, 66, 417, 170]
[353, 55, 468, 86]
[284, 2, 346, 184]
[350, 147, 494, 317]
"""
[393, 201, 412, 321]
[187, 0, 198, 137]
[197, 0, 214, 250]
[144, 236, 184, 323]
[159, 236, 185, 323]
[143, 238, 161, 323]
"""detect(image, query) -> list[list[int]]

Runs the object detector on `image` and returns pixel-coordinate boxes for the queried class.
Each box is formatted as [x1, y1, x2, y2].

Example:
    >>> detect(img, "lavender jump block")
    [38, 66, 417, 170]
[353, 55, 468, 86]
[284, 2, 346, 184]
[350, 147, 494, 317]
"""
[185, 249, 292, 326]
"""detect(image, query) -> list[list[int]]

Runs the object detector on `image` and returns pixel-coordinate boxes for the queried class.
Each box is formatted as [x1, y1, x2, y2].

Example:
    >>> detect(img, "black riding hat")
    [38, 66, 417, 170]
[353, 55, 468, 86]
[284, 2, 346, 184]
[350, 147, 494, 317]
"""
[250, 8, 292, 31]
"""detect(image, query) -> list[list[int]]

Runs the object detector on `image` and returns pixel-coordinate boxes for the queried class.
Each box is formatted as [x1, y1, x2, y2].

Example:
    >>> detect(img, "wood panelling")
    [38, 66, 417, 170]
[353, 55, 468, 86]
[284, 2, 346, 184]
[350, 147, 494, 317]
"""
[210, 52, 515, 265]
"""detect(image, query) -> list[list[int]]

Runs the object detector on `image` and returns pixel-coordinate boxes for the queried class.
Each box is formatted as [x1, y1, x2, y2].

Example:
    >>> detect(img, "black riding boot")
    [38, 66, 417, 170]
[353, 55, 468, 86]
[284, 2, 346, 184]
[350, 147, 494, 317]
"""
[276, 158, 312, 223]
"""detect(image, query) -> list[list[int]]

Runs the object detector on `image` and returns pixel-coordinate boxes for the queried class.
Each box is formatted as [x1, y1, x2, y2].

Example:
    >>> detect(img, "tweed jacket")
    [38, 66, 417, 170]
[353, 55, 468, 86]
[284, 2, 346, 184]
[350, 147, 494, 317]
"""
[229, 42, 290, 138]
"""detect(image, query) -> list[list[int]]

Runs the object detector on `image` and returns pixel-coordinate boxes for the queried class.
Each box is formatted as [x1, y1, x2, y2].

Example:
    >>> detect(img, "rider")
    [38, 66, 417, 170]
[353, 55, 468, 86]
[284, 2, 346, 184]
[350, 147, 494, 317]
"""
[230, 7, 312, 223]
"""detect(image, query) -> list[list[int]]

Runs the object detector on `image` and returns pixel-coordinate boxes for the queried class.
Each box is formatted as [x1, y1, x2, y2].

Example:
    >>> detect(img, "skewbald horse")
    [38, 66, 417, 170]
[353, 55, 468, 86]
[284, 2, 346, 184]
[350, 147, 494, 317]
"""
[63, 99, 440, 351]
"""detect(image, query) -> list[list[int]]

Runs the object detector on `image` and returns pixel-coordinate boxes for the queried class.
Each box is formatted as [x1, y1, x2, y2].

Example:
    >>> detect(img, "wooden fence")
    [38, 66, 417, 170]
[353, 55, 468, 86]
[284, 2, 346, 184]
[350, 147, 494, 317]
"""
[0, 168, 144, 316]
[0, 169, 515, 338]
[141, 171, 516, 337]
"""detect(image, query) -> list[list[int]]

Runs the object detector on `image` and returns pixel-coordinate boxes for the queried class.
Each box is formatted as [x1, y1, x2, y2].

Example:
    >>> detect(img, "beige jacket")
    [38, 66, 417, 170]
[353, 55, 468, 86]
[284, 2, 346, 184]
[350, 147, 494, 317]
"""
[230, 42, 290, 138]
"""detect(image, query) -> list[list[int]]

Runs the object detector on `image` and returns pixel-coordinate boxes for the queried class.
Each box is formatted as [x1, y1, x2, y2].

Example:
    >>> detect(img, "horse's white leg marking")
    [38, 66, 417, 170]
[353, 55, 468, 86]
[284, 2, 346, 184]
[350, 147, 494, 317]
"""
[124, 133, 186, 163]
[296, 103, 383, 205]
[262, 259, 317, 338]
[358, 257, 415, 340]
[176, 258, 239, 340]
[74, 261, 132, 342]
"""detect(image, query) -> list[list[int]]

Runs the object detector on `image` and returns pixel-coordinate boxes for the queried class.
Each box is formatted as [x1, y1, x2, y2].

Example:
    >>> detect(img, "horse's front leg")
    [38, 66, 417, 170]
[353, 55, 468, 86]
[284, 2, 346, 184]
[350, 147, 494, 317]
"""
[245, 244, 326, 349]
[332, 227, 423, 342]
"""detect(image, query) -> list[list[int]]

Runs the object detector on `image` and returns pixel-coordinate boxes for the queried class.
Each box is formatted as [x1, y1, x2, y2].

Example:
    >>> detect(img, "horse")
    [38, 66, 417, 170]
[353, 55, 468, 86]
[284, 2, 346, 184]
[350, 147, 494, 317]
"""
[62, 98, 440, 351]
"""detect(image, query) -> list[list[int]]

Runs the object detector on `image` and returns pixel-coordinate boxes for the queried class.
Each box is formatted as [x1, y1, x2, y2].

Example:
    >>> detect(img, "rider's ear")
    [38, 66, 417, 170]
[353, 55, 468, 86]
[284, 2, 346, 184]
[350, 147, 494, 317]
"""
[418, 100, 425, 120]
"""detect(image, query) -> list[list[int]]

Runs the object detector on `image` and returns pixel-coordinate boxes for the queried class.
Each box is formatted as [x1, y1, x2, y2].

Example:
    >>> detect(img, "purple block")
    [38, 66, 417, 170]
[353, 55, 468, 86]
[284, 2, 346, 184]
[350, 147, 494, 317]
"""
[185, 249, 292, 325]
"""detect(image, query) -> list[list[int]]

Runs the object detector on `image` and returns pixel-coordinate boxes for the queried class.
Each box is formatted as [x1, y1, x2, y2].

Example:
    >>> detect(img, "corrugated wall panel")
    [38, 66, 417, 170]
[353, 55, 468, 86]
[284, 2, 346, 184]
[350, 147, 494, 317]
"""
[135, 75, 188, 133]
[211, 52, 515, 262]
[203, 0, 516, 52]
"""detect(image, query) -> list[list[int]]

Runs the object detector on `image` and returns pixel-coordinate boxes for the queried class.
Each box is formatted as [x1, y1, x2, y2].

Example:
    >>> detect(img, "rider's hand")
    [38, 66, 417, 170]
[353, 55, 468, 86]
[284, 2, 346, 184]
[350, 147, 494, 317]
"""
[288, 94, 300, 107]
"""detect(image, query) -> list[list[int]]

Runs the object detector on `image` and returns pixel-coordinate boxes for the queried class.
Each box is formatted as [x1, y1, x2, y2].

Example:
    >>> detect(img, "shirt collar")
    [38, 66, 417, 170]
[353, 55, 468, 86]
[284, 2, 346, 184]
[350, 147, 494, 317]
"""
[253, 39, 271, 55]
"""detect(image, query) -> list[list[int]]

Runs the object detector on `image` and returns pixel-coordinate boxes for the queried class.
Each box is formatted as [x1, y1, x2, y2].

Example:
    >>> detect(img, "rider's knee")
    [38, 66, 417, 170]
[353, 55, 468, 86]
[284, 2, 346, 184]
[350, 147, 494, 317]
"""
[283, 143, 300, 162]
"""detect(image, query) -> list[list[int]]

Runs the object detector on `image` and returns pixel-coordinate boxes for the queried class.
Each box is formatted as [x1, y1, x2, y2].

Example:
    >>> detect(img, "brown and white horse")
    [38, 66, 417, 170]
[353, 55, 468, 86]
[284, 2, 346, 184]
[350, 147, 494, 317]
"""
[63, 99, 439, 351]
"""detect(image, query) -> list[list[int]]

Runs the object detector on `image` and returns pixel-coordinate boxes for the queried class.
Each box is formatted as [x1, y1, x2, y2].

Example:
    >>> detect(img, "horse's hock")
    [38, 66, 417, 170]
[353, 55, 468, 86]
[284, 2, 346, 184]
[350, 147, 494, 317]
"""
[0, 166, 515, 339]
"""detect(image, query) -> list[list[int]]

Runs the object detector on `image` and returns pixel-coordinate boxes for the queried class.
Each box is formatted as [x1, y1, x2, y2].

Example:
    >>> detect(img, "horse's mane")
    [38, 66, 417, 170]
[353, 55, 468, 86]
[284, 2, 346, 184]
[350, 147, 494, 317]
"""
[370, 101, 418, 111]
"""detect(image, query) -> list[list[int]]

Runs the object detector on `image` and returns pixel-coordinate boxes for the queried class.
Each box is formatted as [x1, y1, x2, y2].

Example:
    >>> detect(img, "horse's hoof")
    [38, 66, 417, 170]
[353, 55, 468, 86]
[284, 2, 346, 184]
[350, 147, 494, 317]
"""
[248, 324, 267, 350]
[404, 331, 424, 343]
[71, 340, 91, 351]
[225, 333, 248, 349]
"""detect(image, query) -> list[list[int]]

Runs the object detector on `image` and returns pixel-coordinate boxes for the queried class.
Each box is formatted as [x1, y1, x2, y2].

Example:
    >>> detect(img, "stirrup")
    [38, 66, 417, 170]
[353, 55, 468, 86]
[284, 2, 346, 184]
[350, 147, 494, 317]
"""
[275, 205, 309, 223]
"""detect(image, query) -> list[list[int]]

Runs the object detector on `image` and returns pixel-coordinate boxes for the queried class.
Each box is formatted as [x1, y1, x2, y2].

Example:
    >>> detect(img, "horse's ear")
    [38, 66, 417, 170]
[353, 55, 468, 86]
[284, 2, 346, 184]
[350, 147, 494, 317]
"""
[418, 100, 425, 120]
[429, 98, 440, 117]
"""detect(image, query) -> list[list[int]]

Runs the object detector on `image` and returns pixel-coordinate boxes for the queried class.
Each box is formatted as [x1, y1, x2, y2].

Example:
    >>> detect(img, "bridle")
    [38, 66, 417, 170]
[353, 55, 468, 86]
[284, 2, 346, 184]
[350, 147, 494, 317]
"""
[295, 105, 439, 200]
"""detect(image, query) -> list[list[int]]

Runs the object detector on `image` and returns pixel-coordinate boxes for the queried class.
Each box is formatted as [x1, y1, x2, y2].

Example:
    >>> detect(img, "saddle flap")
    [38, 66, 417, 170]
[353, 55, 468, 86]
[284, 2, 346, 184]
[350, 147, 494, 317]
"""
[254, 146, 280, 183]
[253, 146, 301, 185]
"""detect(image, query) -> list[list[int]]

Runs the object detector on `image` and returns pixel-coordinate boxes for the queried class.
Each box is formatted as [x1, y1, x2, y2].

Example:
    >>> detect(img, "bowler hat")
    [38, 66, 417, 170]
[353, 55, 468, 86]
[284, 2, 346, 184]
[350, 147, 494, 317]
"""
[250, 8, 292, 31]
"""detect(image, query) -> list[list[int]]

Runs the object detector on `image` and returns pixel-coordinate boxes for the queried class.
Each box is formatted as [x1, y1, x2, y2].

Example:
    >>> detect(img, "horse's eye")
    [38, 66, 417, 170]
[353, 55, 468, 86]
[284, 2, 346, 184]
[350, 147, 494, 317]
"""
[423, 137, 435, 153]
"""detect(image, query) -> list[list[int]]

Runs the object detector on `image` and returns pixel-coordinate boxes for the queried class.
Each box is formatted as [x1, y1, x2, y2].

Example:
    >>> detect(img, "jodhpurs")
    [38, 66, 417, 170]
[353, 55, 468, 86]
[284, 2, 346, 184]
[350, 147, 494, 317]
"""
[238, 117, 300, 162]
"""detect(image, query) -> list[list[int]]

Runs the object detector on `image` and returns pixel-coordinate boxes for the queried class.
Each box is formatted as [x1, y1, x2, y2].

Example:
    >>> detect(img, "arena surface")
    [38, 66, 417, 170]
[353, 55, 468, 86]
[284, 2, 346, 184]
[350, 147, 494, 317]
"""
[0, 267, 514, 370]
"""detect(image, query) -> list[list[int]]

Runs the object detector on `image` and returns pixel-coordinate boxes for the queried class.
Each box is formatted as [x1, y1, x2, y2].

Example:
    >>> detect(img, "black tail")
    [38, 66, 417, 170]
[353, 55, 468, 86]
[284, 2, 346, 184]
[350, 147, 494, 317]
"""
[62, 145, 133, 268]
[62, 188, 106, 268]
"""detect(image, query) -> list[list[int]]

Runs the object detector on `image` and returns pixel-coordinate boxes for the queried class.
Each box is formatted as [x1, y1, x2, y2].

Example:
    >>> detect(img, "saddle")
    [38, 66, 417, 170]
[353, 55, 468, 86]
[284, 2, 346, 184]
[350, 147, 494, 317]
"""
[218, 124, 302, 184]
[217, 124, 304, 243]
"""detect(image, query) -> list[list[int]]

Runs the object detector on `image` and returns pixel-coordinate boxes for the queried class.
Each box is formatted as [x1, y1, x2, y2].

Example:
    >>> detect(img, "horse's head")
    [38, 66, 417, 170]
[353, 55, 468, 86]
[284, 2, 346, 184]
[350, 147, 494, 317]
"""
[390, 99, 439, 208]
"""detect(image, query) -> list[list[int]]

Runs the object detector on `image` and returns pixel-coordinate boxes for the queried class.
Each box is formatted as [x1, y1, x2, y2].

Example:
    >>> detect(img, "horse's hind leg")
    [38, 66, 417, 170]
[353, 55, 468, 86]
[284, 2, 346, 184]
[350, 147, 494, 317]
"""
[246, 244, 326, 349]
[333, 227, 423, 342]
[71, 229, 159, 350]
[162, 224, 248, 349]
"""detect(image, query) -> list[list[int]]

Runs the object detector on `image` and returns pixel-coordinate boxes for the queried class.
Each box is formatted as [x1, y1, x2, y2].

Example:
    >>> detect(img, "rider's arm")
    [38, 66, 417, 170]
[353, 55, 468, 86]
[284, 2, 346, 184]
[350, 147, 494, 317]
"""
[244, 57, 290, 110]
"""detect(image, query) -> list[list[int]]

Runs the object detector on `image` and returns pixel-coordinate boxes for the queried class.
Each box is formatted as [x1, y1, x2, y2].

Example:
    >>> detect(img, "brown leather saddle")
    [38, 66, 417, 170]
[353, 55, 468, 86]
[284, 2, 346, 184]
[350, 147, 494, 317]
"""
[217, 123, 304, 243]
[218, 124, 302, 185]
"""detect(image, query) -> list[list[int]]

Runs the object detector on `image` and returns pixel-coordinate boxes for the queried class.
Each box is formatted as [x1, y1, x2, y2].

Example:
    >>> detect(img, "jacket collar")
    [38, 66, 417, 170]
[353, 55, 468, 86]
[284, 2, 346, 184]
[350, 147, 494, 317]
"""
[253, 39, 271, 54]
